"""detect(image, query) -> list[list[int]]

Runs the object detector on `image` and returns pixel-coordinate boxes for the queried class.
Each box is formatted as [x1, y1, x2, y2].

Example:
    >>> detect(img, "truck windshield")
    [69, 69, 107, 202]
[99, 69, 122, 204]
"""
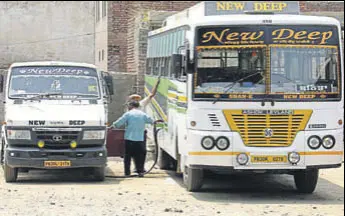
[8, 66, 100, 100]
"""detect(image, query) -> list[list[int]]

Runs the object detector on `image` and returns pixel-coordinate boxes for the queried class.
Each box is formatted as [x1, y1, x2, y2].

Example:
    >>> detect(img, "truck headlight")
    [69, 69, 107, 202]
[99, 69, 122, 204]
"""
[83, 130, 105, 140]
[7, 130, 31, 140]
[322, 135, 335, 149]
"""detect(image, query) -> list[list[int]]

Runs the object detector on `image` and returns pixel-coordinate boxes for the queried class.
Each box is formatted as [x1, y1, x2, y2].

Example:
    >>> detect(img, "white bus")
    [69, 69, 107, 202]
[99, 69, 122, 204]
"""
[144, 1, 344, 193]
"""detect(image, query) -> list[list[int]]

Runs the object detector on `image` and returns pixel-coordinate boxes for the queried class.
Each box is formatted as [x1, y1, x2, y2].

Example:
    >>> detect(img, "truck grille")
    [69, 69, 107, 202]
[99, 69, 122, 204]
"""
[223, 110, 312, 147]
[34, 130, 80, 149]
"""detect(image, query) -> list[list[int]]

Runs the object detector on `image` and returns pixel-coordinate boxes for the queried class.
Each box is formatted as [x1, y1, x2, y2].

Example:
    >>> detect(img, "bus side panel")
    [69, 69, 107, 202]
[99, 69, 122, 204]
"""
[144, 76, 174, 156]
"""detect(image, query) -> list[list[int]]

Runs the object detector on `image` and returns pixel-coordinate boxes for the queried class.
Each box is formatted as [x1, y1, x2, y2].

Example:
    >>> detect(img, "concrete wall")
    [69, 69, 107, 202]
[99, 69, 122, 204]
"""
[0, 1, 95, 69]
[95, 1, 108, 72]
[107, 73, 137, 122]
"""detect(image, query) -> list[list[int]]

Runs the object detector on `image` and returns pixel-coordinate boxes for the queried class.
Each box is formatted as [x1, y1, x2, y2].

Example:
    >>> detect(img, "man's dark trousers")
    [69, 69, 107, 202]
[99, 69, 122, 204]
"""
[124, 140, 145, 175]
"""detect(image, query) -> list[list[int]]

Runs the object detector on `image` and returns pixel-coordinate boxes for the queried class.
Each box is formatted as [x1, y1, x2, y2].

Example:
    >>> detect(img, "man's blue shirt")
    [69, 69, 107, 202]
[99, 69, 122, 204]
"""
[112, 108, 153, 141]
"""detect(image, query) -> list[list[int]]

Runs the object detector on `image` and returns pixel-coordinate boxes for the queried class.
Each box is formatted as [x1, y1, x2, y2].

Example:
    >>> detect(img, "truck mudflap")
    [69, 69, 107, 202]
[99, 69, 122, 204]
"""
[5, 146, 107, 169]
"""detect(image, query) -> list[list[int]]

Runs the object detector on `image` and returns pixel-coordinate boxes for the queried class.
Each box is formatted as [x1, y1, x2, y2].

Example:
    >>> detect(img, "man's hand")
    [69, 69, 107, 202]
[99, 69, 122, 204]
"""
[150, 77, 161, 98]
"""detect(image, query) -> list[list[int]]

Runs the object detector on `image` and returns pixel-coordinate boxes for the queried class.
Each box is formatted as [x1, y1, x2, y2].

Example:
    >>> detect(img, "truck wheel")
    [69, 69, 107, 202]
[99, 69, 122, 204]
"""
[157, 147, 170, 170]
[93, 166, 105, 181]
[294, 169, 319, 194]
[183, 166, 203, 192]
[4, 163, 18, 183]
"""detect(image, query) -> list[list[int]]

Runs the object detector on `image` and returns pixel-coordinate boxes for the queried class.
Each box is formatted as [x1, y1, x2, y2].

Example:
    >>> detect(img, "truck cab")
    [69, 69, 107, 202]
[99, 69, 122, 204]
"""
[0, 61, 114, 182]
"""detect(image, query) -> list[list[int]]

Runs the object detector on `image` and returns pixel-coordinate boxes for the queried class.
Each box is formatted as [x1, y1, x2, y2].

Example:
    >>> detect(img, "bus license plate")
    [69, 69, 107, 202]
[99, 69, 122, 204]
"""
[251, 155, 287, 163]
[44, 161, 71, 167]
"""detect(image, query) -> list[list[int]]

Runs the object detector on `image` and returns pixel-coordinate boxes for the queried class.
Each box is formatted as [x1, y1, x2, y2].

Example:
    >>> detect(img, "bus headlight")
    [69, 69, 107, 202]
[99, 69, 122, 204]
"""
[288, 152, 300, 164]
[308, 135, 321, 149]
[237, 153, 249, 165]
[201, 136, 215, 150]
[215, 136, 230, 151]
[7, 130, 31, 140]
[83, 130, 105, 140]
[322, 135, 335, 149]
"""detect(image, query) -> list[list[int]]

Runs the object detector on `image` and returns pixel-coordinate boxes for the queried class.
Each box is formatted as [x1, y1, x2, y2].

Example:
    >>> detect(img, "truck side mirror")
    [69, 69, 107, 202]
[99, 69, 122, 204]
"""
[104, 75, 114, 96]
[0, 74, 4, 93]
[171, 54, 182, 78]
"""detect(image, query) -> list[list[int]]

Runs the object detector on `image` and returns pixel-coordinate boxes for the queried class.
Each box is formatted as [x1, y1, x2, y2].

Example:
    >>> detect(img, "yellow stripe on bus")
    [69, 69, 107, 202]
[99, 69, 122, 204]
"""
[144, 87, 167, 121]
[189, 152, 245, 156]
[188, 151, 343, 156]
[299, 151, 344, 156]
[178, 95, 187, 102]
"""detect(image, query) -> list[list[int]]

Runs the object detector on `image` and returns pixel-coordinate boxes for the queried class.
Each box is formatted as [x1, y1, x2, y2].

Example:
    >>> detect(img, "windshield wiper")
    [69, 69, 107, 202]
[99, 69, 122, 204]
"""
[213, 71, 263, 104]
[73, 93, 99, 98]
[24, 92, 63, 100]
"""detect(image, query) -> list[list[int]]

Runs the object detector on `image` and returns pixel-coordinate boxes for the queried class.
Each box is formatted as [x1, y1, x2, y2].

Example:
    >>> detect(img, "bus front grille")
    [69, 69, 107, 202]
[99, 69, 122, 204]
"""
[223, 110, 312, 147]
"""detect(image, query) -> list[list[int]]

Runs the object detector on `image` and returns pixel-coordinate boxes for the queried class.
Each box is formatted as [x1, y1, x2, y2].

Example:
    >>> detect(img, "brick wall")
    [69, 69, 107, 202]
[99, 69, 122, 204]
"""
[300, 1, 344, 12]
[107, 1, 199, 73]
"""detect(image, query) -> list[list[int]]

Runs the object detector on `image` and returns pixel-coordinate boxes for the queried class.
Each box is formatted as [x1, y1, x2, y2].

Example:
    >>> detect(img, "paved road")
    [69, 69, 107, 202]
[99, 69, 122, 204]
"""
[0, 160, 343, 216]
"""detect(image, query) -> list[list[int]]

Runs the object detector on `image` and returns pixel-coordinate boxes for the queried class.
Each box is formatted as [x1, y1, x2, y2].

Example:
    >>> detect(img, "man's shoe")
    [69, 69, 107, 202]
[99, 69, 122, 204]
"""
[138, 173, 144, 178]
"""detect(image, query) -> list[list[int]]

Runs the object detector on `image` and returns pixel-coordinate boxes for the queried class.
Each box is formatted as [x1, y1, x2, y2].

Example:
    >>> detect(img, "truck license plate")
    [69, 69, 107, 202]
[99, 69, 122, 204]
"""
[44, 161, 71, 167]
[251, 155, 287, 163]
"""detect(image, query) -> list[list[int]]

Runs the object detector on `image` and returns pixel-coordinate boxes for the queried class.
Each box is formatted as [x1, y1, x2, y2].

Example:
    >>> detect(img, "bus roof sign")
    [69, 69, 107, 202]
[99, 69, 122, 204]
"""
[205, 1, 300, 16]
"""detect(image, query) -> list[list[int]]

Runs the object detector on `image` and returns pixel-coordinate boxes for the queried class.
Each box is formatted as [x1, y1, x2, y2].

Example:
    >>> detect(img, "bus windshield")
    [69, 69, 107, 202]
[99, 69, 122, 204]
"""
[194, 25, 341, 101]
[270, 46, 339, 94]
[8, 66, 100, 100]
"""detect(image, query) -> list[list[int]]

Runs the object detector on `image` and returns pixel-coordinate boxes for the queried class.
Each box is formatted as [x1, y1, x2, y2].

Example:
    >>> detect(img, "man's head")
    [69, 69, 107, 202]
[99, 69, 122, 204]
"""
[128, 94, 142, 101]
[127, 100, 140, 110]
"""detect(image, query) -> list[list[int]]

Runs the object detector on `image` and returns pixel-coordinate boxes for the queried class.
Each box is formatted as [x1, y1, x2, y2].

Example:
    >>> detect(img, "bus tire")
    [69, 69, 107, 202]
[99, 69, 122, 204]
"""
[4, 163, 18, 183]
[92, 166, 105, 181]
[157, 147, 170, 170]
[0, 139, 5, 166]
[294, 169, 319, 194]
[183, 167, 203, 192]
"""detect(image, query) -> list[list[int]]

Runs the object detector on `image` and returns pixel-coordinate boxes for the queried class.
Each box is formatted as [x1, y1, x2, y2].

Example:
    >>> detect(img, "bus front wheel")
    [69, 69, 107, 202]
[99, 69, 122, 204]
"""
[157, 147, 171, 170]
[294, 169, 319, 194]
[183, 166, 203, 192]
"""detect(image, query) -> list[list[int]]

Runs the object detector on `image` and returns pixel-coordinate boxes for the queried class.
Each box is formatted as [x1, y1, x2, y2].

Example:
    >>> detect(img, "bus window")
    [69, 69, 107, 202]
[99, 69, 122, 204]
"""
[153, 58, 160, 76]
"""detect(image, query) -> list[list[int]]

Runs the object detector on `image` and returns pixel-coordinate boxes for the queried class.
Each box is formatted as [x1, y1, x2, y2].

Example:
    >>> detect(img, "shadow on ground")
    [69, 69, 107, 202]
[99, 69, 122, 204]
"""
[167, 169, 344, 205]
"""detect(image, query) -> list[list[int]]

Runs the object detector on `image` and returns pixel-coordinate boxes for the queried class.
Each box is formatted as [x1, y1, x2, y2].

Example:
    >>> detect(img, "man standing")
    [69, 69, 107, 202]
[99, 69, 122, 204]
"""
[126, 78, 161, 172]
[112, 100, 153, 177]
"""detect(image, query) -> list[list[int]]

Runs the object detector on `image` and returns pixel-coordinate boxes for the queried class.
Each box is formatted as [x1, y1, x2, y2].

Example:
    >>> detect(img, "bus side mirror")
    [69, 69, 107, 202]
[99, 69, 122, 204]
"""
[185, 49, 195, 74]
[104, 75, 114, 96]
[0, 75, 4, 93]
[171, 54, 182, 78]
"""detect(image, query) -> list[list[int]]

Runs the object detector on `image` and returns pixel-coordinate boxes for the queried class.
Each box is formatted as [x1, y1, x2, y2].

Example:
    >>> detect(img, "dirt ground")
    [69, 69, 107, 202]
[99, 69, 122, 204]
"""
[0, 158, 343, 216]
